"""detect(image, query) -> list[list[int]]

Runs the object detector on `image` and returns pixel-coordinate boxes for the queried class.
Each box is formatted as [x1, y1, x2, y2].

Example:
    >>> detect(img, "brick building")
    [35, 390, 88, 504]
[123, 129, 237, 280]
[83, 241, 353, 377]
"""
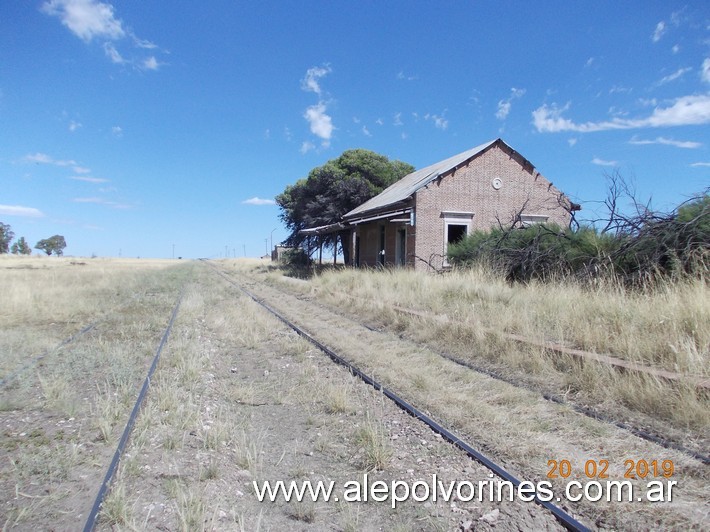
[341, 138, 574, 271]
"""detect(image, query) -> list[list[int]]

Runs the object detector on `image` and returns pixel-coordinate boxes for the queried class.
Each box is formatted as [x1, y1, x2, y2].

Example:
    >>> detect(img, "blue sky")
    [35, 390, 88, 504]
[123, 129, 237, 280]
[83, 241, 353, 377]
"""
[1, 1, 709, 258]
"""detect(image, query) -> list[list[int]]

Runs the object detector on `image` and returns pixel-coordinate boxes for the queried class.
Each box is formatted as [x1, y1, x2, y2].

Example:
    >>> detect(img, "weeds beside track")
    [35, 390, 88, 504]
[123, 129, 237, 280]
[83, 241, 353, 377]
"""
[83, 290, 184, 532]
[208, 259, 709, 531]
[204, 260, 591, 531]
[0, 258, 192, 531]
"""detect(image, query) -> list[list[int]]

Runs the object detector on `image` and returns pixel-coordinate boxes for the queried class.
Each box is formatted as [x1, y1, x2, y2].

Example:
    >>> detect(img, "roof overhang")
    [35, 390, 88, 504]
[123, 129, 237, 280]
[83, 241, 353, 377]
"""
[345, 207, 412, 225]
[298, 222, 347, 236]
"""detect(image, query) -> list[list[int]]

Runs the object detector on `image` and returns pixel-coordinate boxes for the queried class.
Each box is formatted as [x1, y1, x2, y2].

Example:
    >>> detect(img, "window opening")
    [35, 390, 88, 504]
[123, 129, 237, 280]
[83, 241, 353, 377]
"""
[447, 224, 467, 244]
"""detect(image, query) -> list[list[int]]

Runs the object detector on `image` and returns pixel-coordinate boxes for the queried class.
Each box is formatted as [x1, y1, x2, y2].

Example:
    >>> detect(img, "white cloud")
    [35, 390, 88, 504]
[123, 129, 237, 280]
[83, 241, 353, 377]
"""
[301, 65, 331, 96]
[496, 88, 526, 120]
[425, 113, 449, 130]
[652, 21, 666, 42]
[133, 37, 157, 49]
[41, 0, 125, 42]
[111, 126, 123, 137]
[690, 161, 710, 167]
[362, 126, 371, 137]
[496, 102, 511, 121]
[638, 98, 658, 107]
[533, 94, 710, 133]
[568, 138, 578, 147]
[24, 152, 77, 166]
[375, 118, 384, 126]
[303, 103, 334, 145]
[242, 197, 276, 206]
[69, 120, 82, 132]
[300, 141, 315, 154]
[103, 41, 125, 63]
[301, 66, 334, 147]
[24, 152, 54, 164]
[73, 197, 131, 209]
[609, 85, 632, 94]
[628, 136, 701, 149]
[591, 158, 618, 167]
[70, 175, 110, 183]
[73, 165, 91, 173]
[702, 58, 710, 84]
[393, 112, 403, 126]
[397, 70, 417, 81]
[0, 204, 45, 218]
[672, 44, 680, 54]
[42, 0, 162, 70]
[655, 67, 692, 86]
[142, 56, 160, 70]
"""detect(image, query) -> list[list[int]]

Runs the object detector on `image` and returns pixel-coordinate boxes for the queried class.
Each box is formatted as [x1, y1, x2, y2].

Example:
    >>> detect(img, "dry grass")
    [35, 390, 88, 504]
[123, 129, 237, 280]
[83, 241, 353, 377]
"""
[258, 264, 709, 432]
[312, 265, 709, 373]
[96, 259, 706, 530]
[0, 255, 185, 381]
[0, 256, 192, 530]
[355, 415, 392, 471]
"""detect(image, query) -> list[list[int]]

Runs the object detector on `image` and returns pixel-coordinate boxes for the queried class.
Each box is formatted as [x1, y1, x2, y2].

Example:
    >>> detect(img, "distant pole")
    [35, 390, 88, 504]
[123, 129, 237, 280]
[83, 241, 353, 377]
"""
[172, 244, 175, 259]
[270, 228, 277, 256]
[264, 238, 268, 255]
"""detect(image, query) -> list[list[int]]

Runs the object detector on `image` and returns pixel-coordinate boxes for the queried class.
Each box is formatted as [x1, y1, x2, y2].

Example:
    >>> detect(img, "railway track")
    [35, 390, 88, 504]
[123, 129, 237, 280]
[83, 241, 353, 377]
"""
[228, 264, 710, 466]
[82, 291, 184, 532]
[11, 260, 702, 530]
[202, 260, 590, 532]
[0, 268, 189, 531]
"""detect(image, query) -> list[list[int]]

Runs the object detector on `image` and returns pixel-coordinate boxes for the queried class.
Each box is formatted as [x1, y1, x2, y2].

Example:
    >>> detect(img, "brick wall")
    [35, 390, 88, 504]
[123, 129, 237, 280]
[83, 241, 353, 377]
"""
[413, 143, 569, 271]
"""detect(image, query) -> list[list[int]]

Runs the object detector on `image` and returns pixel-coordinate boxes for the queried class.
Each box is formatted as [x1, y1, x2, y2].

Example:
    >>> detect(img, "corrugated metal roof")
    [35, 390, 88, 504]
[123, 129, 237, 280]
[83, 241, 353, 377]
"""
[343, 138, 499, 220]
[299, 222, 346, 235]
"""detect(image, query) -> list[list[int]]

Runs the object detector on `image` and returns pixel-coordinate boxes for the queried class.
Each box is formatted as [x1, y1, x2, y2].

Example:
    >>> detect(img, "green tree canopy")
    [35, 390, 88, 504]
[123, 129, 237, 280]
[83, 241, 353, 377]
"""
[0, 222, 14, 254]
[276, 149, 414, 263]
[35, 235, 67, 256]
[10, 236, 32, 255]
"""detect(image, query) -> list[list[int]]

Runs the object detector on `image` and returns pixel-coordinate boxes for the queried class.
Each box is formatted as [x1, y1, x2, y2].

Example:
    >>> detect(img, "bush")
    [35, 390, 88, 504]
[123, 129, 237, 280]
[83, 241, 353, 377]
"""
[281, 248, 313, 278]
[448, 193, 709, 285]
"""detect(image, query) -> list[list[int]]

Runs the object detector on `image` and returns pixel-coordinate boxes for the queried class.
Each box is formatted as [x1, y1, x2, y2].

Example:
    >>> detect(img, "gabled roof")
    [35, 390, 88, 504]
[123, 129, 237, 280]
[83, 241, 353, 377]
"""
[344, 138, 503, 221]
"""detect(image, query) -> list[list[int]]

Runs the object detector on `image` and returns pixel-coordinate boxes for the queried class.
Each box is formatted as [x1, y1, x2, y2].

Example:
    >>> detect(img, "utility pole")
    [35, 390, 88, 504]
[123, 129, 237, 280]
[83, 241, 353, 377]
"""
[264, 238, 268, 256]
[172, 243, 175, 259]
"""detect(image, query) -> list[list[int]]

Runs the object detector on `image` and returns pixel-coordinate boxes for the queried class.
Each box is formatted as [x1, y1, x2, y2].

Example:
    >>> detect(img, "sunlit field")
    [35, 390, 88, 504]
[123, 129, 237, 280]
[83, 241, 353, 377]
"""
[248, 260, 709, 437]
[0, 255, 193, 529]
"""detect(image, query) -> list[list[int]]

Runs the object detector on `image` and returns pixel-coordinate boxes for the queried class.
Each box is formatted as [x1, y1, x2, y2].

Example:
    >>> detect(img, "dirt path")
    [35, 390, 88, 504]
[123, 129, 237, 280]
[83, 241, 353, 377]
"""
[97, 265, 564, 530]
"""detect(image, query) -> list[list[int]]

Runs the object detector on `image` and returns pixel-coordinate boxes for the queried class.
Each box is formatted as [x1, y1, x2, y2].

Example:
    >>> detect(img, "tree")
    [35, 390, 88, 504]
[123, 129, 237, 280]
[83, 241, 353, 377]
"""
[276, 149, 414, 263]
[10, 236, 32, 255]
[35, 235, 67, 256]
[0, 222, 14, 254]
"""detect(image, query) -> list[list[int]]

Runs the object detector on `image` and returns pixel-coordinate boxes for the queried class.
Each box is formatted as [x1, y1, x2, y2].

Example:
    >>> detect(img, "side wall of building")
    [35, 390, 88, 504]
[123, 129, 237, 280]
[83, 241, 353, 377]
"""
[413, 144, 569, 271]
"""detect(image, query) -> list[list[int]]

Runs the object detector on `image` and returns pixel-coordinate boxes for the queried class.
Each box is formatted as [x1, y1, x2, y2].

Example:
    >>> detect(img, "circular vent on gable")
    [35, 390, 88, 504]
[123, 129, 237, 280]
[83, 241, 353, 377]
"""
[492, 177, 503, 190]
